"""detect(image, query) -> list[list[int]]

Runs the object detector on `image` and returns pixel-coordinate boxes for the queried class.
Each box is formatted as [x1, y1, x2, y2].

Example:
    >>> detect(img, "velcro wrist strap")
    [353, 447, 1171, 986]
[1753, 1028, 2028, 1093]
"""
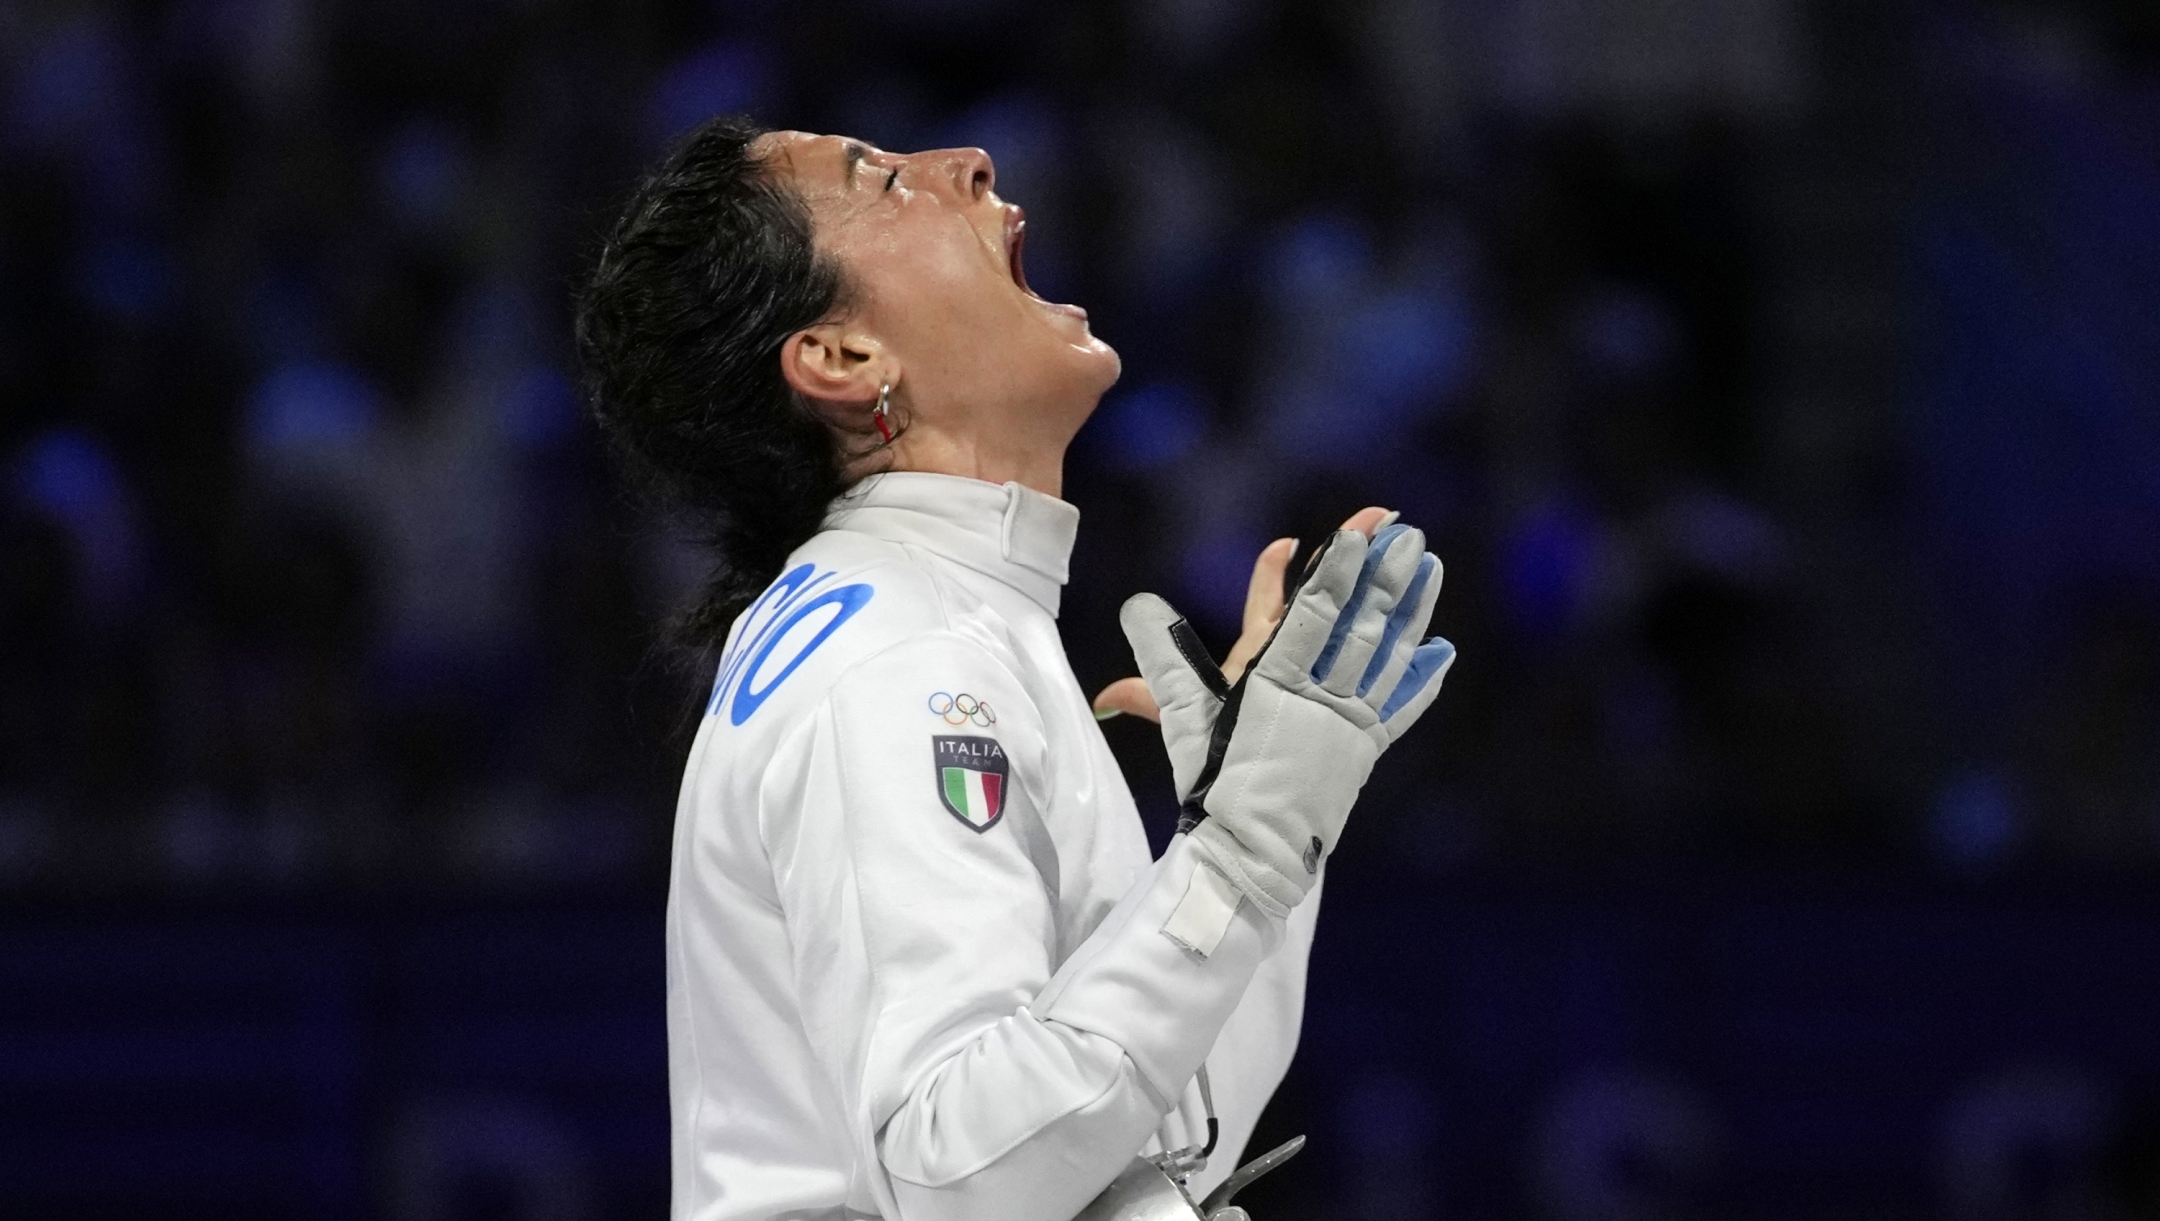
[1189, 820, 1298, 919]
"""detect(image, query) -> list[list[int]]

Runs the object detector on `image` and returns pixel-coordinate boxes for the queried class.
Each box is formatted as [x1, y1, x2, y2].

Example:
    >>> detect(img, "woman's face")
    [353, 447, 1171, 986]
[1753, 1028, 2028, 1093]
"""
[758, 130, 1120, 449]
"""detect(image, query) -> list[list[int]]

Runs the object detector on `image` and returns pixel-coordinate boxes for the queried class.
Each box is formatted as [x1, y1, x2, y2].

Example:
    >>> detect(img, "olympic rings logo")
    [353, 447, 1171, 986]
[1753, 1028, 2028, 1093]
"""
[928, 692, 997, 727]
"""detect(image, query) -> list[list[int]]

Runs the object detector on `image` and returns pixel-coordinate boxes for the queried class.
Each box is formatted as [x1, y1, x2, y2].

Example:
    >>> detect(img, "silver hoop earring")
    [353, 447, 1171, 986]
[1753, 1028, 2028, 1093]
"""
[873, 382, 895, 443]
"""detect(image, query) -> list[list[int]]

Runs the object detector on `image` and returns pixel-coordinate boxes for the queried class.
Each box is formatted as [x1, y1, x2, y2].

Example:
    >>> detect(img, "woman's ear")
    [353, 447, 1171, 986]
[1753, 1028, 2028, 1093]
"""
[781, 324, 892, 425]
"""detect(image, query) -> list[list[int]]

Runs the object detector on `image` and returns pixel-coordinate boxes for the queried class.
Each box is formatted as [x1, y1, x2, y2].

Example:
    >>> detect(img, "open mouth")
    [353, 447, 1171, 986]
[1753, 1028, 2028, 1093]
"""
[1004, 206, 1033, 295]
[1002, 204, 1086, 321]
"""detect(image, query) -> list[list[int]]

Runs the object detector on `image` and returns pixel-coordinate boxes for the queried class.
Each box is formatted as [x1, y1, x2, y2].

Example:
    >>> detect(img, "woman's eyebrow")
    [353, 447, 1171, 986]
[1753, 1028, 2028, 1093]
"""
[843, 142, 866, 185]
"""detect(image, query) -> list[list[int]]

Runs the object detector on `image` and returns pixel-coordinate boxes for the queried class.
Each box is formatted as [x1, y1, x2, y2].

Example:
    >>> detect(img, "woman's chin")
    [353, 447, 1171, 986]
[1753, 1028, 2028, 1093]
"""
[1069, 330, 1121, 391]
[1016, 296, 1116, 379]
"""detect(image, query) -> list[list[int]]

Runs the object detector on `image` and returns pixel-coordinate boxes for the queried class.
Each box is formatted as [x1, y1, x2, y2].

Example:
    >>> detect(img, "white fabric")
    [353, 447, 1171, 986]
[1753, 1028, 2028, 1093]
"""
[1160, 861, 1245, 958]
[1113, 597, 1220, 802]
[666, 472, 1319, 1221]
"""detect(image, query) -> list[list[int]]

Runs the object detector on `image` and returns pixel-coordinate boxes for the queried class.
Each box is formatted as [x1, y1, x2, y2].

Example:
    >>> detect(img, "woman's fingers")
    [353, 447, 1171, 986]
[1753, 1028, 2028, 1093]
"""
[1220, 512, 1392, 684]
[1091, 676, 1161, 724]
[1223, 538, 1296, 684]
[1242, 538, 1297, 633]
[1340, 506, 1390, 537]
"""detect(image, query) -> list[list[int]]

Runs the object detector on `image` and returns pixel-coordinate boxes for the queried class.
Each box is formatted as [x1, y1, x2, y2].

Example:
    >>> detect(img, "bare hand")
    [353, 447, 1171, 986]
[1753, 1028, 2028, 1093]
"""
[1093, 506, 1391, 723]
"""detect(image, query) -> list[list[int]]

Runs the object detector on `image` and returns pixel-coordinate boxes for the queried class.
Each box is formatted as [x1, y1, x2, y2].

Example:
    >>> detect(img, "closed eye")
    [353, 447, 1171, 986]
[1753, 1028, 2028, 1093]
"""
[884, 167, 898, 192]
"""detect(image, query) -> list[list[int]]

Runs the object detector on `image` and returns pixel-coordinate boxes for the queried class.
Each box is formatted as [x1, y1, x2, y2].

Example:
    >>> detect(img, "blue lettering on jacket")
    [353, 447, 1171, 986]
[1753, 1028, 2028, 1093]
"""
[710, 564, 876, 725]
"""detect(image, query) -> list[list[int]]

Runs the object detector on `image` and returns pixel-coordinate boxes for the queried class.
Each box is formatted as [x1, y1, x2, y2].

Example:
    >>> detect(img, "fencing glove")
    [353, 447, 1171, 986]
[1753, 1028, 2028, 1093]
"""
[1120, 524, 1456, 917]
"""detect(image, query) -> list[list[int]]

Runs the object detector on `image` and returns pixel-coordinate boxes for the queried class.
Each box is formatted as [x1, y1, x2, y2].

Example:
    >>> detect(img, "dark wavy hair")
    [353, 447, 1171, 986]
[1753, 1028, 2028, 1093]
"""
[576, 116, 864, 650]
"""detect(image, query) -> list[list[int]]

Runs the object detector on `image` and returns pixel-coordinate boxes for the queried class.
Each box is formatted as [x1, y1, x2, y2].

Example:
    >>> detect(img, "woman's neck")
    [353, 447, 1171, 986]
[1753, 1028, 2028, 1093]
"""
[868, 415, 1077, 500]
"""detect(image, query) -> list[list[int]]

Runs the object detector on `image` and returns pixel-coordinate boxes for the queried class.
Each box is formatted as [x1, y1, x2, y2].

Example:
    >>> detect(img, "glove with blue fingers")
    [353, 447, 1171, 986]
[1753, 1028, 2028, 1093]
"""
[1119, 523, 1457, 916]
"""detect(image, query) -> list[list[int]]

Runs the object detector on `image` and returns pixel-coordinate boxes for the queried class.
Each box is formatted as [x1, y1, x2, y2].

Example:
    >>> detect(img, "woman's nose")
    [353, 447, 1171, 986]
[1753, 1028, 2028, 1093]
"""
[927, 147, 994, 200]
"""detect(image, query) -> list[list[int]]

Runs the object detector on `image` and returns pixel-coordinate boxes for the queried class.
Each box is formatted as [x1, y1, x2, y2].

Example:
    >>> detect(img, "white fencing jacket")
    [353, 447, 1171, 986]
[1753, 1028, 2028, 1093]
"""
[666, 472, 1320, 1221]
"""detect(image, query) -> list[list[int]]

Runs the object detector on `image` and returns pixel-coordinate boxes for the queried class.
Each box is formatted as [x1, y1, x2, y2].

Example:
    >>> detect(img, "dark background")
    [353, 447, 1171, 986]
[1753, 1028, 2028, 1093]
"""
[5, 0, 2160, 1217]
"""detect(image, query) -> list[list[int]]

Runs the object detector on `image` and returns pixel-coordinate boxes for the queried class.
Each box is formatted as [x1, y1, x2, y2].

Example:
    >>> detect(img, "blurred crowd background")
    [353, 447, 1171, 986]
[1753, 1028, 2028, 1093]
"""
[5, 0, 2160, 1217]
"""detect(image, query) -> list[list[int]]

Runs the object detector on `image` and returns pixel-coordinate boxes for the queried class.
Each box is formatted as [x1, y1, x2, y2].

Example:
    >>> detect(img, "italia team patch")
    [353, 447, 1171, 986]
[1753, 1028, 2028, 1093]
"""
[933, 735, 1007, 832]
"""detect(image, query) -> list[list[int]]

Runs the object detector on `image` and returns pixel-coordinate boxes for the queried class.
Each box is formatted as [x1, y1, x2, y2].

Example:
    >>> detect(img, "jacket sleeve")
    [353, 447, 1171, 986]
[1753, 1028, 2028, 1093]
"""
[762, 631, 1290, 1221]
[1184, 868, 1320, 1201]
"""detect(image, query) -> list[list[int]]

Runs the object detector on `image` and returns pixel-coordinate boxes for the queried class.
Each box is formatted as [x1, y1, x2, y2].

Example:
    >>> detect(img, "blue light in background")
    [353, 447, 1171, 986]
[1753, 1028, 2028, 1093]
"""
[10, 427, 143, 616]
[72, 234, 176, 321]
[1501, 501, 1598, 641]
[245, 270, 328, 366]
[245, 362, 382, 456]
[1656, 488, 1786, 585]
[501, 366, 582, 450]
[1336, 1072, 1442, 1216]
[5, 18, 124, 149]
[647, 42, 778, 146]
[445, 279, 538, 376]
[1180, 531, 1266, 631]
[1338, 1072, 1439, 1159]
[13, 428, 126, 527]
[1090, 381, 1207, 472]
[379, 117, 465, 230]
[1341, 283, 1474, 406]
[1113, 117, 1232, 306]
[1259, 208, 1475, 471]
[1575, 283, 1681, 381]
[1266, 281, 1474, 467]
[1265, 213, 1371, 318]
[1929, 769, 2022, 870]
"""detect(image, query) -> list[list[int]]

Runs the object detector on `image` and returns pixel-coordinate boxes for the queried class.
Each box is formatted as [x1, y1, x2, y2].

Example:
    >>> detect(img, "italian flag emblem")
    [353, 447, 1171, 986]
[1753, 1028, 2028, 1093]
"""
[933, 735, 1008, 832]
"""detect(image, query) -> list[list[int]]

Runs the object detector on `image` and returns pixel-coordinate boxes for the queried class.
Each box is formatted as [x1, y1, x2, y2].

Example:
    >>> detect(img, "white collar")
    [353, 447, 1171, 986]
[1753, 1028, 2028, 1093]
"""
[824, 472, 1080, 617]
